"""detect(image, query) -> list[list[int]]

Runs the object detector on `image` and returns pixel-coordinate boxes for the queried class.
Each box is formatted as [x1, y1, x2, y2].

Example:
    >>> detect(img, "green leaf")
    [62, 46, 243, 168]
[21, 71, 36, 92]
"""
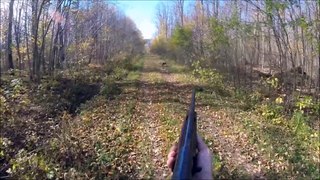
[171, 27, 193, 49]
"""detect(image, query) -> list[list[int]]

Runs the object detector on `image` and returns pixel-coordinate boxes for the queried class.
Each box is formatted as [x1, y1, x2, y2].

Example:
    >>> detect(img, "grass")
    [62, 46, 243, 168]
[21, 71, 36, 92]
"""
[159, 104, 180, 142]
[126, 71, 141, 81]
[143, 72, 164, 83]
[170, 65, 320, 179]
[168, 63, 188, 73]
[227, 106, 320, 179]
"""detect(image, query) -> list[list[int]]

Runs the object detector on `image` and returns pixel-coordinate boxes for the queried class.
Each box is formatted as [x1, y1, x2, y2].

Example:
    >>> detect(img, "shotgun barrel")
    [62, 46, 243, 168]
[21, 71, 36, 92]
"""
[172, 89, 198, 180]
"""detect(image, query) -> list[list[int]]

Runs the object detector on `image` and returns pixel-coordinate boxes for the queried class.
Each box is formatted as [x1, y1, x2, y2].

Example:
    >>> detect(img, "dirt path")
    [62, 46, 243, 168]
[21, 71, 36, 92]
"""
[133, 55, 174, 179]
[132, 54, 270, 179]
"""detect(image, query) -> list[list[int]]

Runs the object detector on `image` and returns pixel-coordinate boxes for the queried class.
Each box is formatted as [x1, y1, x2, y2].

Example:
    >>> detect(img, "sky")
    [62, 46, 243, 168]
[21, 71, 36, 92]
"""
[0, 0, 160, 39]
[117, 1, 159, 39]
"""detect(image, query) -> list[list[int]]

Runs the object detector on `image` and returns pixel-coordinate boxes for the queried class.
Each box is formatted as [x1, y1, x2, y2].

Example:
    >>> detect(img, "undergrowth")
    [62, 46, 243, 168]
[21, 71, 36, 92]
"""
[195, 73, 320, 179]
[0, 56, 144, 179]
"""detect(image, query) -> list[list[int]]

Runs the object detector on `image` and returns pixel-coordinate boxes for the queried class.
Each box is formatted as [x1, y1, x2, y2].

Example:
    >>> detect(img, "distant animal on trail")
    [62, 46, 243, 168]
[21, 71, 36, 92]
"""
[161, 62, 167, 67]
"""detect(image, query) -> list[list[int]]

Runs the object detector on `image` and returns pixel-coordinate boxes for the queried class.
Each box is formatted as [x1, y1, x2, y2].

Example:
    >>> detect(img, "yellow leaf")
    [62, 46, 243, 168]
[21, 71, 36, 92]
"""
[275, 97, 283, 104]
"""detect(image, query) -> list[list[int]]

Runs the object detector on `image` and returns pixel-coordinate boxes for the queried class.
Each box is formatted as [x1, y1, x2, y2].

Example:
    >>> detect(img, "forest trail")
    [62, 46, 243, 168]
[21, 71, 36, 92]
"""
[132, 54, 270, 179]
[1, 54, 318, 179]
[133, 55, 173, 178]
[2, 0, 320, 178]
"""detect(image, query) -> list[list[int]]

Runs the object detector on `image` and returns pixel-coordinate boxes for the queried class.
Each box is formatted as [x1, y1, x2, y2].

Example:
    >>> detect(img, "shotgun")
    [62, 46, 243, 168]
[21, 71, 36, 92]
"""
[172, 89, 201, 179]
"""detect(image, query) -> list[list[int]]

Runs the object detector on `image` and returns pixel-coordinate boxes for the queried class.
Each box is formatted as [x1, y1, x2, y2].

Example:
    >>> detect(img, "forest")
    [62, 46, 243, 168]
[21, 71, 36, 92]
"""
[0, 0, 319, 179]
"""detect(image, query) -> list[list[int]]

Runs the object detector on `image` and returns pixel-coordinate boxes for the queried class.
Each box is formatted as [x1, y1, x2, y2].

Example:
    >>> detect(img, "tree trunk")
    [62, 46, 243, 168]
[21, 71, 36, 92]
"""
[32, 0, 40, 81]
[25, 3, 32, 80]
[15, 5, 23, 71]
[318, 1, 320, 94]
[40, 13, 46, 74]
[58, 23, 65, 68]
[7, 0, 15, 70]
[0, 0, 2, 81]
[49, 24, 55, 74]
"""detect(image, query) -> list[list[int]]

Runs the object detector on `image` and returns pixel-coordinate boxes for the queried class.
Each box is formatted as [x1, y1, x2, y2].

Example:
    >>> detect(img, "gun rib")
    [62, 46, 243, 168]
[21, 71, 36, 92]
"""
[172, 89, 197, 180]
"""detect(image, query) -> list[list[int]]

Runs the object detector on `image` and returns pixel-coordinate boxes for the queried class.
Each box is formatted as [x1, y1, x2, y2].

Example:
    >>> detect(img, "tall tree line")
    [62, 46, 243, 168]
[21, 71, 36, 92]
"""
[0, 0, 145, 81]
[152, 0, 320, 96]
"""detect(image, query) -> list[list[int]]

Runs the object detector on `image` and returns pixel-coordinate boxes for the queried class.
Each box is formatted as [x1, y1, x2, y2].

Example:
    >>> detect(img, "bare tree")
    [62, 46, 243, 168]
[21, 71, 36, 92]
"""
[317, 1, 320, 92]
[155, 2, 170, 39]
[0, 0, 2, 80]
[175, 0, 184, 27]
[31, 0, 40, 81]
[7, 0, 14, 70]
[14, 0, 23, 71]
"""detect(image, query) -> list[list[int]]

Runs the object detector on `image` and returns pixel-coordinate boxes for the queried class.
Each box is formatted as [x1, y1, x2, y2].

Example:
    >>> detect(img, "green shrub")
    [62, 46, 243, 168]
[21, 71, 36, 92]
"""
[192, 61, 224, 91]
[0, 137, 11, 163]
[266, 76, 280, 89]
[7, 150, 56, 179]
[0, 79, 30, 121]
[295, 96, 314, 112]
[112, 67, 128, 80]
[100, 77, 121, 97]
[259, 102, 285, 124]
[208, 18, 229, 53]
[105, 56, 141, 75]
[129, 58, 144, 71]
[171, 26, 193, 49]
[235, 90, 263, 110]
[291, 110, 310, 135]
[314, 101, 320, 116]
[150, 36, 174, 58]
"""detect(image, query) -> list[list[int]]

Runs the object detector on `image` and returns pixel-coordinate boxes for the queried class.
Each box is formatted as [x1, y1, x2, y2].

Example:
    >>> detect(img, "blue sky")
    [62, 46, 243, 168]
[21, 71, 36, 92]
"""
[117, 1, 159, 39]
